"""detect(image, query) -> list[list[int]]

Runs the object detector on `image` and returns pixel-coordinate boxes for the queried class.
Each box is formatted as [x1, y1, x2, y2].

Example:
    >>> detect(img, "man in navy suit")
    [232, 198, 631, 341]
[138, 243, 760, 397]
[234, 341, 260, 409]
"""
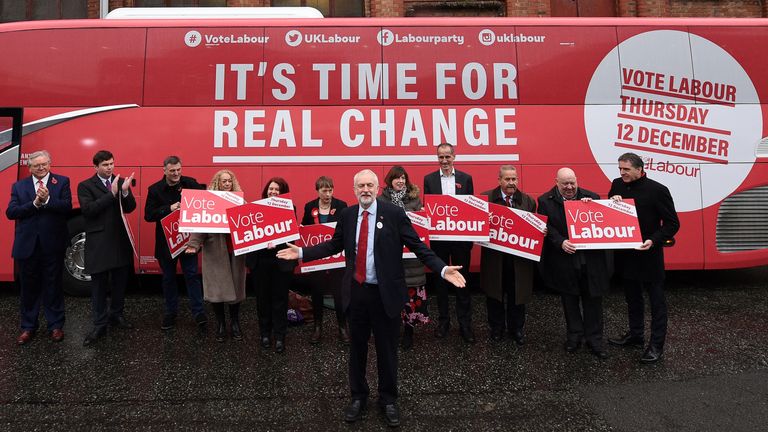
[6, 150, 72, 345]
[278, 169, 465, 427]
[423, 142, 476, 343]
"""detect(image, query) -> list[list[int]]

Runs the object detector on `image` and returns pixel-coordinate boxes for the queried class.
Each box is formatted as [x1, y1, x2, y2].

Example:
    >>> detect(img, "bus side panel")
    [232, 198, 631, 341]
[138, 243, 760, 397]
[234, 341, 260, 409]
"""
[0, 28, 146, 108]
[1, 166, 19, 281]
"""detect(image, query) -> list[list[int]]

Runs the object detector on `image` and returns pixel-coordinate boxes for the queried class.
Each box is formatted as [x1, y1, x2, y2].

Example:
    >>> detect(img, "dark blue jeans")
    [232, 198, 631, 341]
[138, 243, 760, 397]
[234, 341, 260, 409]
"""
[159, 254, 204, 317]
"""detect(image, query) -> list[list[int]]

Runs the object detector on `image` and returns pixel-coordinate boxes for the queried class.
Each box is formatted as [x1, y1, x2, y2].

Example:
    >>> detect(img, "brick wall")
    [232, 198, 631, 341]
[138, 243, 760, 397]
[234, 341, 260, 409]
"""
[85, 0, 768, 19]
[371, 0, 405, 17]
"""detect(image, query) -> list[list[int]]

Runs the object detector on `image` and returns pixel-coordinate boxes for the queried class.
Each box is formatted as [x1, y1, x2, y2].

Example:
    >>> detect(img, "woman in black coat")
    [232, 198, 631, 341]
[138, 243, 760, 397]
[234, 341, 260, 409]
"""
[380, 166, 427, 351]
[301, 176, 349, 345]
[247, 177, 297, 353]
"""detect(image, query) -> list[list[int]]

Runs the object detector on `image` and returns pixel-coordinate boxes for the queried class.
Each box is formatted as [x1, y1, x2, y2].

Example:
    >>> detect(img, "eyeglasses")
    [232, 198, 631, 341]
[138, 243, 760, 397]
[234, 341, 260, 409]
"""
[30, 162, 50, 169]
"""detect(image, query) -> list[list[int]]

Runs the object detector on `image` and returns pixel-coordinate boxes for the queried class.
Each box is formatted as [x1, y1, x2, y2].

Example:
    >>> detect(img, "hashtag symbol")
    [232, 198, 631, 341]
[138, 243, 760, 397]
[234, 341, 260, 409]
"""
[188, 34, 197, 43]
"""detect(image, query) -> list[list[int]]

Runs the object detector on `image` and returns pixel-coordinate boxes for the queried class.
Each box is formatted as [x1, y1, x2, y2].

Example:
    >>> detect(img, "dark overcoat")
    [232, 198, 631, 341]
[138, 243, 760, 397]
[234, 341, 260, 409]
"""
[77, 174, 136, 274]
[537, 186, 610, 296]
[480, 187, 536, 304]
[608, 174, 680, 282]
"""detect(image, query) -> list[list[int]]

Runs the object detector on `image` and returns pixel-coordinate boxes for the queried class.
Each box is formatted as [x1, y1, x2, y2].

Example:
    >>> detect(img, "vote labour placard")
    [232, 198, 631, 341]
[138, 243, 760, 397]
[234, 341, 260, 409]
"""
[179, 190, 245, 233]
[403, 211, 430, 259]
[161, 210, 189, 259]
[477, 203, 547, 262]
[296, 223, 345, 273]
[565, 199, 643, 249]
[424, 194, 489, 242]
[226, 195, 299, 256]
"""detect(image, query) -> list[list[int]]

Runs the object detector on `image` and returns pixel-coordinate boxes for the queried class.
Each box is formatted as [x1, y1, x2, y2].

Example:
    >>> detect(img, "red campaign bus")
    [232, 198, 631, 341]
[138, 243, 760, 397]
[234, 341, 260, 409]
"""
[2, 13, 768, 295]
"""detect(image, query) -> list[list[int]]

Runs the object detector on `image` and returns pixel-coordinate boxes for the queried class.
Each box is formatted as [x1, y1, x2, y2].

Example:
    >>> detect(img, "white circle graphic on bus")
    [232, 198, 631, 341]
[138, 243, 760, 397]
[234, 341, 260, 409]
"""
[584, 30, 762, 212]
[285, 30, 302, 47]
[377, 29, 394, 47]
[184, 31, 202, 47]
[478, 29, 495, 46]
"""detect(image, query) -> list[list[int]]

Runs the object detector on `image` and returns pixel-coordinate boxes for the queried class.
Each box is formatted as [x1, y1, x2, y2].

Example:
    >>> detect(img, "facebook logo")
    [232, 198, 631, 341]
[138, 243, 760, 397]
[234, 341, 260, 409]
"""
[377, 29, 394, 47]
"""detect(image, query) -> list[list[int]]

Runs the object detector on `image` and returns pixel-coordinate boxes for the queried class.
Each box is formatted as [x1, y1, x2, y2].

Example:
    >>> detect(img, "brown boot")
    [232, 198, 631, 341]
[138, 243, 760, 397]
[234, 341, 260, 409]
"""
[310, 323, 322, 344]
[338, 325, 350, 345]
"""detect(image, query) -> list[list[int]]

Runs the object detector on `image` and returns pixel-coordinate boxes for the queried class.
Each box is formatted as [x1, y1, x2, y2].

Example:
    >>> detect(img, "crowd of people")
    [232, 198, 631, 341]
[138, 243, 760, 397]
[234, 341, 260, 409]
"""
[6, 145, 679, 428]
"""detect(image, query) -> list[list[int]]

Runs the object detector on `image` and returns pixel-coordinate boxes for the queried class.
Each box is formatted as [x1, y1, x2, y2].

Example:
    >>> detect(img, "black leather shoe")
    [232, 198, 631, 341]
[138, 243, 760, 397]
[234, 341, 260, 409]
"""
[343, 399, 366, 423]
[564, 340, 581, 353]
[640, 345, 663, 363]
[110, 316, 134, 330]
[338, 326, 350, 345]
[310, 324, 322, 345]
[231, 321, 243, 341]
[83, 327, 107, 347]
[460, 327, 475, 344]
[589, 346, 609, 359]
[512, 330, 526, 346]
[434, 323, 449, 339]
[490, 331, 504, 342]
[215, 323, 227, 343]
[161, 314, 176, 331]
[260, 335, 271, 349]
[608, 332, 644, 348]
[381, 404, 400, 427]
[194, 313, 208, 328]
[274, 339, 285, 354]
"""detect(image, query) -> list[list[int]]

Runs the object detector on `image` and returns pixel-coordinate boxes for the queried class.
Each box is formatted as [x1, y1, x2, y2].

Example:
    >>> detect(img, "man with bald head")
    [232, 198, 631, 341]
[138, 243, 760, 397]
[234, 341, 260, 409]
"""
[537, 168, 609, 359]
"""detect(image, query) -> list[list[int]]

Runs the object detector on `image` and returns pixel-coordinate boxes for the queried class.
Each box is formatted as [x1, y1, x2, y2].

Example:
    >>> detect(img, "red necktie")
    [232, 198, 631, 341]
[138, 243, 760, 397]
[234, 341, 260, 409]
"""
[354, 210, 369, 284]
[504, 194, 511, 207]
[37, 180, 43, 190]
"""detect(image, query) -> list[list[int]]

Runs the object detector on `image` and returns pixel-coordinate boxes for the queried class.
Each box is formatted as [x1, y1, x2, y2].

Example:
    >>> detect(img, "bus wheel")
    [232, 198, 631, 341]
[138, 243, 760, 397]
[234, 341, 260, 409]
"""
[63, 216, 92, 297]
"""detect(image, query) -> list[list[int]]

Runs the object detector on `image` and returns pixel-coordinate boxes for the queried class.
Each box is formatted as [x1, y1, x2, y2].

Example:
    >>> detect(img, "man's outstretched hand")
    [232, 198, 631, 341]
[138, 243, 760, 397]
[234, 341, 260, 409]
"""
[444, 266, 466, 288]
[276, 243, 300, 260]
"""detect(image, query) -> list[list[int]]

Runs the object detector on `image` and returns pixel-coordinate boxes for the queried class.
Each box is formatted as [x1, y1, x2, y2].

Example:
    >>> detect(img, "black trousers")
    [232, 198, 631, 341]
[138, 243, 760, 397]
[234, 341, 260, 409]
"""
[254, 260, 291, 338]
[90, 265, 130, 329]
[486, 255, 524, 335]
[309, 269, 346, 326]
[431, 240, 472, 329]
[623, 278, 668, 348]
[348, 281, 400, 405]
[17, 241, 65, 332]
[561, 269, 604, 348]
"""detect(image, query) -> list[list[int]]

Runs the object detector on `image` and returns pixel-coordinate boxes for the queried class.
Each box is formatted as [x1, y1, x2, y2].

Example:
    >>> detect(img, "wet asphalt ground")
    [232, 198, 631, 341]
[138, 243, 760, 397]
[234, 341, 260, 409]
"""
[0, 267, 766, 431]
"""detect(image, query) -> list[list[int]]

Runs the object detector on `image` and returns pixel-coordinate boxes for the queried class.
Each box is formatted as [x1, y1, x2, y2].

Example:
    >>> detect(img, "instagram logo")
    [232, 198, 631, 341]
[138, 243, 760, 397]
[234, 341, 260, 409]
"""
[479, 29, 495, 46]
[377, 29, 394, 46]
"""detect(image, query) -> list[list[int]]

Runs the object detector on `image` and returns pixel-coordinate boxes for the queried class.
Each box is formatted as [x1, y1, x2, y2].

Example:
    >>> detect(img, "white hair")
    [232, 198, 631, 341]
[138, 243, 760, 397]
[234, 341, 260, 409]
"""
[353, 169, 379, 188]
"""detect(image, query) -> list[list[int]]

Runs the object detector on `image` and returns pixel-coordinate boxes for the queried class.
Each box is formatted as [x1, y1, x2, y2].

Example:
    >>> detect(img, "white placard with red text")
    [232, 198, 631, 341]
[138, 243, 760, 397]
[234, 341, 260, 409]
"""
[565, 199, 643, 249]
[424, 194, 490, 242]
[179, 190, 245, 233]
[226, 195, 299, 256]
[161, 210, 188, 259]
[297, 223, 345, 273]
[477, 203, 547, 262]
[403, 211, 431, 259]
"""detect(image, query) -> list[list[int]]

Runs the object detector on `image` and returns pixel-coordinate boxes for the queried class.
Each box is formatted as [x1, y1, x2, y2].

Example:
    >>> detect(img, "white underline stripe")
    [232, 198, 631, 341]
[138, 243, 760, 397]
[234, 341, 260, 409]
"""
[212, 154, 519, 163]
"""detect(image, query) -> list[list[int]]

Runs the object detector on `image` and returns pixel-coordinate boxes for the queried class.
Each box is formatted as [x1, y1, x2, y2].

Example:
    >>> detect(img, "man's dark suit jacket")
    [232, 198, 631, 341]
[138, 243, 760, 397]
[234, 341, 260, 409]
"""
[423, 169, 474, 196]
[6, 173, 72, 259]
[144, 175, 205, 261]
[77, 174, 137, 274]
[301, 197, 347, 225]
[302, 198, 446, 319]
